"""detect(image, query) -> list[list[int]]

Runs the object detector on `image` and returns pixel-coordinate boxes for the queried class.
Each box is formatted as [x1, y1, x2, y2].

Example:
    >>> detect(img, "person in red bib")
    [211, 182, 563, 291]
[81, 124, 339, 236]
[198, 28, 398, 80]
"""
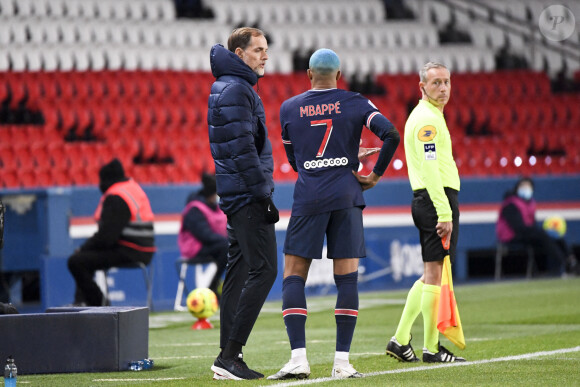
[178, 173, 227, 298]
[67, 158, 156, 306]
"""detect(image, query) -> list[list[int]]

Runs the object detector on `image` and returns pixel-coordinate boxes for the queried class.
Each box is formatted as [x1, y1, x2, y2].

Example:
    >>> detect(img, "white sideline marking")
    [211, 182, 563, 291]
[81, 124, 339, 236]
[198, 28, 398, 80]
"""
[151, 342, 209, 347]
[274, 339, 335, 345]
[71, 208, 580, 238]
[274, 346, 580, 386]
[352, 352, 384, 356]
[93, 377, 186, 382]
[154, 355, 214, 360]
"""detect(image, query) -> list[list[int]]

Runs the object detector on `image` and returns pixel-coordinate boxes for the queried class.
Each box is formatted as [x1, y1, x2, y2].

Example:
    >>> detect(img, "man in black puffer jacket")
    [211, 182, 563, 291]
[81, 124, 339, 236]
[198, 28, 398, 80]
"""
[207, 27, 279, 381]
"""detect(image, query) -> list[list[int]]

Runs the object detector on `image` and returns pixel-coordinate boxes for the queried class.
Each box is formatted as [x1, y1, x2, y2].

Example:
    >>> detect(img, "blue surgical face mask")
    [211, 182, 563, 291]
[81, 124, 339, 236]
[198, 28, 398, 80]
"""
[517, 187, 533, 200]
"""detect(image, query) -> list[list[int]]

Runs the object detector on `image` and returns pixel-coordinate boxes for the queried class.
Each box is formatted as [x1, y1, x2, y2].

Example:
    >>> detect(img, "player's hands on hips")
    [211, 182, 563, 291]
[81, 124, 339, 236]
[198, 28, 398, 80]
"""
[261, 196, 280, 224]
[436, 221, 452, 238]
[352, 171, 380, 191]
[358, 146, 381, 161]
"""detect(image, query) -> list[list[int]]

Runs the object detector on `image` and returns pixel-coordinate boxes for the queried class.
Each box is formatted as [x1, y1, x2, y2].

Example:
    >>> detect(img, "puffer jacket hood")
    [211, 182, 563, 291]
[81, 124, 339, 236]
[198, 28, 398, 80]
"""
[210, 44, 258, 86]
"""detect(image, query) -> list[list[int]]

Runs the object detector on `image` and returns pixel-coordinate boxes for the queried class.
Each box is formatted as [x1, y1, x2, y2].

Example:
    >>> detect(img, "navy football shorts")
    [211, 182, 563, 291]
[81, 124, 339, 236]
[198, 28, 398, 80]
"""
[411, 187, 459, 262]
[283, 207, 366, 259]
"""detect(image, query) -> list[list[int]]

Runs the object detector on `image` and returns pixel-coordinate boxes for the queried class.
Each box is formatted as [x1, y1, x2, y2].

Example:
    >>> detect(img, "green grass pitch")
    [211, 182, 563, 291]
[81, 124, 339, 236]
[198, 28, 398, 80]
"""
[20, 277, 580, 386]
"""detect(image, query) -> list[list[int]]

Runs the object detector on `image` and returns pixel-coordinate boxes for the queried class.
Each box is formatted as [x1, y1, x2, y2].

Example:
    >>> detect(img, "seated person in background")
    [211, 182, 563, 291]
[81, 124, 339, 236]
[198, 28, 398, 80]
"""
[68, 159, 156, 306]
[496, 177, 576, 275]
[178, 173, 228, 298]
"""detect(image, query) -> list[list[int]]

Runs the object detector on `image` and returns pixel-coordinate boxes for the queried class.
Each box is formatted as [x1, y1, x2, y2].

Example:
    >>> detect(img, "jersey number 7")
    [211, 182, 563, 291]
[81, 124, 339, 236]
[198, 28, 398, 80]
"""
[311, 119, 333, 158]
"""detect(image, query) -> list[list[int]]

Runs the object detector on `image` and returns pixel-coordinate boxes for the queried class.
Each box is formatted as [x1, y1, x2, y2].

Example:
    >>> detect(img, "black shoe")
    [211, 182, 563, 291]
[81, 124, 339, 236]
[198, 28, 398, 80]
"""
[252, 369, 264, 378]
[386, 336, 420, 362]
[423, 343, 466, 363]
[211, 352, 261, 380]
[235, 352, 263, 378]
[0, 302, 18, 315]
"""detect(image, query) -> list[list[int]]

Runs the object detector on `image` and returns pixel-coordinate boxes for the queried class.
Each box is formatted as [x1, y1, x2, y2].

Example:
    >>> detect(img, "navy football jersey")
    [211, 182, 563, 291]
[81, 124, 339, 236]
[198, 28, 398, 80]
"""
[280, 88, 386, 216]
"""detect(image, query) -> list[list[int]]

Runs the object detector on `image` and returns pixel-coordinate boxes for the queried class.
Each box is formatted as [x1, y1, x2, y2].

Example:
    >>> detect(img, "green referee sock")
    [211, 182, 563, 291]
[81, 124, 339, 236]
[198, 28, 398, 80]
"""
[422, 284, 441, 353]
[394, 280, 424, 345]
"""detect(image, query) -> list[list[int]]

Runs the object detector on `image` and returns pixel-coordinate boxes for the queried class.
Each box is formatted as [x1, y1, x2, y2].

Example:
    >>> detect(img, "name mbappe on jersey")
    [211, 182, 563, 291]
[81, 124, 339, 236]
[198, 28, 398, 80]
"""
[299, 101, 342, 117]
[280, 89, 379, 216]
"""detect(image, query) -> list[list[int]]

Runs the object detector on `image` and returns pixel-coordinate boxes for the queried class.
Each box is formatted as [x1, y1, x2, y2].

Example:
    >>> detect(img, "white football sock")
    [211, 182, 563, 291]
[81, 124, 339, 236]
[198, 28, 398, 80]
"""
[334, 351, 349, 366]
[291, 347, 307, 364]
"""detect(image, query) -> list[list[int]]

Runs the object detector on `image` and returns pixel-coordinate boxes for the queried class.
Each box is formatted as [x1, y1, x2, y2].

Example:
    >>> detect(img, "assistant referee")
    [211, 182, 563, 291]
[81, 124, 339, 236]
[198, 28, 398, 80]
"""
[385, 62, 465, 363]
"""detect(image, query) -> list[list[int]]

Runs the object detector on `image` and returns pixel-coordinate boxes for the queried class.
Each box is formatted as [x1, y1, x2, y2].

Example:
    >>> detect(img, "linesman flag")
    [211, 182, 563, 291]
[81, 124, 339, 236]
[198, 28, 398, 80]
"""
[437, 235, 466, 350]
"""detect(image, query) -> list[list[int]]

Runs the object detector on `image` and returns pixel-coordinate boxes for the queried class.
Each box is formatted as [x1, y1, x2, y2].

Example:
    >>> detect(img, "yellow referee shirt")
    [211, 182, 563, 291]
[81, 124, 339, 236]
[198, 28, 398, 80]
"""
[404, 99, 460, 222]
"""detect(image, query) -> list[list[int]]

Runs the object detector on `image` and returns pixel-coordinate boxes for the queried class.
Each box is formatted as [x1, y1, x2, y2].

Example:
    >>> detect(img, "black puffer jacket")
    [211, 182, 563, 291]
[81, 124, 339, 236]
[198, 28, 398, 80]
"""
[207, 44, 274, 215]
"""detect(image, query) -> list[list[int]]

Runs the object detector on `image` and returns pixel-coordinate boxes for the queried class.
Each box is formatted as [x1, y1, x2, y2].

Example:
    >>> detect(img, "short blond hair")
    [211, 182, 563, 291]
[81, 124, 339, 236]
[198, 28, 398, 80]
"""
[419, 62, 449, 83]
[227, 27, 265, 52]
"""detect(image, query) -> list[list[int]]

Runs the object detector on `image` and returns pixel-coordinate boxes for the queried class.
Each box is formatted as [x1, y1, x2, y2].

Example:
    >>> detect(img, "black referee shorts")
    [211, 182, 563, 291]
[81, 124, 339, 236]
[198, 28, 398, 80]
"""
[411, 187, 459, 262]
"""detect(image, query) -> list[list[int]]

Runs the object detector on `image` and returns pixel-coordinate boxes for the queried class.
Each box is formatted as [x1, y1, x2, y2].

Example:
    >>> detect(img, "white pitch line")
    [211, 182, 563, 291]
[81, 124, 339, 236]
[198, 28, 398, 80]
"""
[93, 377, 186, 382]
[154, 355, 214, 360]
[351, 352, 384, 356]
[272, 346, 580, 386]
[71, 207, 580, 238]
[151, 342, 211, 347]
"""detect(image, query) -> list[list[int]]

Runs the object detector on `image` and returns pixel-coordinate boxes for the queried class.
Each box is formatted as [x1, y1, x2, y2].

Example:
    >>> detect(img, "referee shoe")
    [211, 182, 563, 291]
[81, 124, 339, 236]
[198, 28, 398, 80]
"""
[386, 336, 420, 362]
[423, 343, 466, 363]
[211, 352, 262, 380]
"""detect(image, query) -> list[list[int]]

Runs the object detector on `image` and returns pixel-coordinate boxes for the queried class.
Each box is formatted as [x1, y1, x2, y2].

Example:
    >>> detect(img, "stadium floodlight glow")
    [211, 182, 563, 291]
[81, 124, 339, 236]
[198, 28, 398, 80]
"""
[529, 155, 537, 166]
[514, 156, 522, 167]
[500, 157, 508, 167]
[393, 159, 403, 170]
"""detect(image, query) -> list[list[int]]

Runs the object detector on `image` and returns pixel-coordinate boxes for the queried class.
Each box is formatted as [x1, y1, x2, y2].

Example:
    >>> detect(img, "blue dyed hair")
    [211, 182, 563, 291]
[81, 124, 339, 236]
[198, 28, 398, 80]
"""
[309, 49, 340, 75]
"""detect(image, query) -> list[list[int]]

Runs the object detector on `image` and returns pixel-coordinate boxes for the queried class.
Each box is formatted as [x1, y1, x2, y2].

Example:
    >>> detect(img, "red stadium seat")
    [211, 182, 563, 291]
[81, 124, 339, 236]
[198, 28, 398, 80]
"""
[69, 72, 91, 101]
[530, 132, 547, 155]
[34, 169, 53, 187]
[0, 144, 18, 171]
[47, 142, 67, 168]
[162, 164, 184, 184]
[19, 169, 37, 188]
[30, 141, 52, 168]
[23, 72, 42, 108]
[0, 76, 9, 104]
[54, 73, 76, 101]
[0, 66, 577, 187]
[38, 74, 60, 101]
[49, 168, 70, 187]
[487, 103, 512, 133]
[123, 104, 139, 129]
[14, 144, 36, 171]
[84, 72, 107, 101]
[550, 100, 570, 128]
[151, 104, 171, 128]
[5, 73, 27, 108]
[1, 170, 19, 188]
[102, 72, 123, 100]
[183, 101, 204, 125]
[568, 102, 580, 127]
